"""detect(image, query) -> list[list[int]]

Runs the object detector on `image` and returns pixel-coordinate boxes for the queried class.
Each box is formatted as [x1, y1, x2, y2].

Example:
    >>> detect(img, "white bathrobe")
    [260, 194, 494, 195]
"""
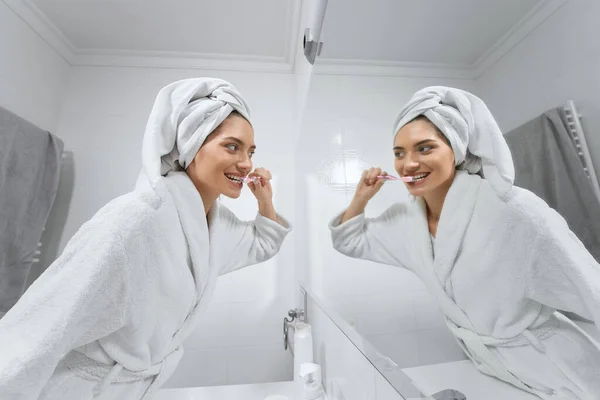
[330, 170, 600, 399]
[0, 171, 291, 400]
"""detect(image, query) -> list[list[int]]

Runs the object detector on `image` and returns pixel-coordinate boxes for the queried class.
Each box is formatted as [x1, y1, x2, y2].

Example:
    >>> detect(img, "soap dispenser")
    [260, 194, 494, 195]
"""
[298, 362, 325, 400]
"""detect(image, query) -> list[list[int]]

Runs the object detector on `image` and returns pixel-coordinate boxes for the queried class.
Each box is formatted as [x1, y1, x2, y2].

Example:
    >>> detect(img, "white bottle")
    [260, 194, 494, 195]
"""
[298, 363, 326, 400]
[294, 323, 314, 378]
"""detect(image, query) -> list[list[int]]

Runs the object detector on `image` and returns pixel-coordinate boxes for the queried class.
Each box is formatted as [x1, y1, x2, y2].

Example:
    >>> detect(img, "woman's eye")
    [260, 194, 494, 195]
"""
[394, 151, 404, 158]
[225, 144, 237, 151]
[249, 151, 255, 158]
[419, 146, 432, 153]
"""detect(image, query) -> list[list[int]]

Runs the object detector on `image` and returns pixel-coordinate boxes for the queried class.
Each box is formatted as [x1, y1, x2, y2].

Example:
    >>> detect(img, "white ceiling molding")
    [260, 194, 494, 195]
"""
[312, 58, 477, 80]
[314, 0, 569, 80]
[472, 0, 569, 78]
[73, 50, 294, 73]
[4, 0, 301, 73]
[2, 0, 75, 64]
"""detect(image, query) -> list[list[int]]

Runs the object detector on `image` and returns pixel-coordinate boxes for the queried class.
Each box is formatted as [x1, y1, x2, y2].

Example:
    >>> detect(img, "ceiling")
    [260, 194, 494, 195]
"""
[7, 0, 566, 77]
[31, 0, 292, 59]
[321, 0, 541, 65]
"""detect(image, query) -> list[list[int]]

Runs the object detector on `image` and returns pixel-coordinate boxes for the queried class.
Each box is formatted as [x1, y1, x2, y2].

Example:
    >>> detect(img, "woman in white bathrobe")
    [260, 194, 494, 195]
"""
[330, 87, 600, 400]
[0, 78, 292, 400]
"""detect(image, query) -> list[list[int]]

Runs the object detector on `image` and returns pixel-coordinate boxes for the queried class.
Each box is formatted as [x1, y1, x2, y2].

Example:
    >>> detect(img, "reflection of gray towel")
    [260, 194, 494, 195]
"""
[0, 107, 63, 314]
[505, 108, 600, 261]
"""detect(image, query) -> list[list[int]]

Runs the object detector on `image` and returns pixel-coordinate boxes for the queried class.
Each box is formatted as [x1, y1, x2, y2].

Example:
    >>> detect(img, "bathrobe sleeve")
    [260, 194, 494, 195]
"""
[526, 208, 600, 327]
[329, 204, 411, 269]
[0, 218, 133, 399]
[218, 206, 292, 275]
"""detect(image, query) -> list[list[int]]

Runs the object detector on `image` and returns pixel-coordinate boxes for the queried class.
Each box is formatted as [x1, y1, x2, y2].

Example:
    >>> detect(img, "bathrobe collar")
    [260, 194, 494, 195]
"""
[160, 171, 224, 351]
[412, 170, 482, 325]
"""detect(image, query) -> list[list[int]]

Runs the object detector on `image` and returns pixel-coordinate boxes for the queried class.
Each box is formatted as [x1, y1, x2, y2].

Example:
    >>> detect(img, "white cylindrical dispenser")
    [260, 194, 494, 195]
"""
[293, 322, 314, 394]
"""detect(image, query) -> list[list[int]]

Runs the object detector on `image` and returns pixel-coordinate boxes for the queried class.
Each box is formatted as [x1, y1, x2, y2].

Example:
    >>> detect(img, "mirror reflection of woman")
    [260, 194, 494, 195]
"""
[330, 87, 600, 399]
[0, 78, 291, 399]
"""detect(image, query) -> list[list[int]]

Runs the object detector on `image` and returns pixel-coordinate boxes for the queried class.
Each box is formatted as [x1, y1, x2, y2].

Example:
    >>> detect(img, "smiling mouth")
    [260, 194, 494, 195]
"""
[225, 173, 244, 186]
[404, 172, 430, 182]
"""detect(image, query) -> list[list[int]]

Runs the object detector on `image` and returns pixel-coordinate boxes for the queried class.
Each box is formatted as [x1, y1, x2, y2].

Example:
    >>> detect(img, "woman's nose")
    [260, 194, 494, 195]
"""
[403, 154, 420, 169]
[237, 154, 252, 172]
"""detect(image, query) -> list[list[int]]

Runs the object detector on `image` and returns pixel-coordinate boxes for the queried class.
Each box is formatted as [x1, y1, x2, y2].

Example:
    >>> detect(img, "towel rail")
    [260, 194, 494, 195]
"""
[32, 150, 69, 265]
[563, 101, 600, 203]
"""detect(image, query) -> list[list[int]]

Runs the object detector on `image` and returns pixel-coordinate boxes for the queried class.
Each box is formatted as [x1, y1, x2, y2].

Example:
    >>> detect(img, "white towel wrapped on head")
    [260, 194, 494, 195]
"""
[141, 77, 251, 188]
[393, 86, 515, 199]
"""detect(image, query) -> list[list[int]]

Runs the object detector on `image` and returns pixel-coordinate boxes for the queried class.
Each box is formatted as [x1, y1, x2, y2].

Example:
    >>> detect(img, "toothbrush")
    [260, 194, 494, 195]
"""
[376, 175, 415, 182]
[244, 176, 261, 183]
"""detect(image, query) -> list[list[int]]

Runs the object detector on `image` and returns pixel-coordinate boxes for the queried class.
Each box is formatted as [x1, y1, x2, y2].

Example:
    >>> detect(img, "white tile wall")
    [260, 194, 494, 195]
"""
[164, 348, 228, 388]
[154, 258, 295, 385]
[416, 329, 467, 366]
[183, 302, 230, 351]
[365, 332, 421, 369]
[225, 345, 293, 385]
[412, 291, 447, 331]
[227, 299, 291, 348]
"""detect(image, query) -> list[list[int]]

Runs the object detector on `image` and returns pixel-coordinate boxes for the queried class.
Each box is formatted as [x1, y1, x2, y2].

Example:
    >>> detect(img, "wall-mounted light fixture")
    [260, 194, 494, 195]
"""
[303, 0, 328, 65]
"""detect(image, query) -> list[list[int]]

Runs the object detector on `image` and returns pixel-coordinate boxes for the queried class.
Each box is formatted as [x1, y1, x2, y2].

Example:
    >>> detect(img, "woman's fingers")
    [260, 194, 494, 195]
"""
[251, 167, 272, 182]
[366, 167, 382, 185]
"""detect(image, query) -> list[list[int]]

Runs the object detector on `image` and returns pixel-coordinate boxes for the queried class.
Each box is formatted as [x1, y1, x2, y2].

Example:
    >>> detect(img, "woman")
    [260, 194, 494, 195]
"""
[0, 78, 292, 399]
[330, 87, 600, 399]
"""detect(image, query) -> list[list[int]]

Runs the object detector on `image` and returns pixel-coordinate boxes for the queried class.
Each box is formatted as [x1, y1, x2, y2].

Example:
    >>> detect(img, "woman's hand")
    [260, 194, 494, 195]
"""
[354, 167, 387, 203]
[247, 167, 273, 204]
[248, 167, 279, 222]
[340, 167, 387, 224]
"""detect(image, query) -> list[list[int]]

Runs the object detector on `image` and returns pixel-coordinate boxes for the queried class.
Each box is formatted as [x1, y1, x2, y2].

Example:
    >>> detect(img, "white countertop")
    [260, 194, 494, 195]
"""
[402, 360, 537, 400]
[154, 381, 297, 400]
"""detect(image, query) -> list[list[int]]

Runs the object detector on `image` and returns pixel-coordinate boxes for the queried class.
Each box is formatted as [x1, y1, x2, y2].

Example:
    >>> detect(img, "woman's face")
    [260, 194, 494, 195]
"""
[393, 117, 455, 198]
[186, 113, 255, 200]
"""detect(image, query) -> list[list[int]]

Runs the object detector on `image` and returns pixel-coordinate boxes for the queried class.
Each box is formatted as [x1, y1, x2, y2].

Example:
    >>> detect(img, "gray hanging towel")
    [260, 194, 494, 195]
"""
[505, 107, 600, 262]
[0, 107, 63, 314]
